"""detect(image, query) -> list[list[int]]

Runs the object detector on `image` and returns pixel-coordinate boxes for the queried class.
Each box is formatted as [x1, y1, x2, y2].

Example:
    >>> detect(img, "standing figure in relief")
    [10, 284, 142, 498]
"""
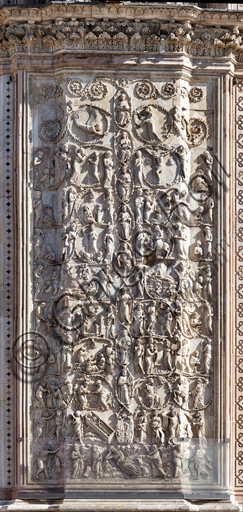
[150, 411, 165, 444]
[117, 368, 132, 405]
[154, 152, 164, 183]
[143, 378, 160, 409]
[104, 226, 114, 264]
[33, 191, 42, 225]
[134, 339, 145, 374]
[173, 445, 183, 478]
[117, 328, 131, 365]
[71, 147, 86, 184]
[71, 443, 85, 479]
[106, 191, 114, 224]
[203, 265, 212, 301]
[205, 197, 214, 224]
[134, 150, 144, 187]
[145, 338, 156, 374]
[105, 305, 115, 338]
[173, 223, 188, 259]
[173, 376, 189, 408]
[167, 410, 180, 444]
[163, 340, 173, 371]
[36, 382, 48, 409]
[135, 190, 144, 225]
[88, 224, 98, 255]
[117, 166, 131, 202]
[146, 304, 156, 333]
[136, 410, 147, 442]
[204, 302, 213, 334]
[88, 151, 99, 182]
[117, 287, 132, 324]
[144, 193, 154, 223]
[103, 151, 114, 188]
[201, 338, 212, 374]
[133, 303, 145, 337]
[72, 411, 83, 443]
[190, 379, 205, 409]
[204, 226, 212, 258]
[105, 345, 115, 374]
[116, 93, 130, 127]
[146, 445, 166, 477]
[92, 446, 103, 478]
[118, 205, 132, 240]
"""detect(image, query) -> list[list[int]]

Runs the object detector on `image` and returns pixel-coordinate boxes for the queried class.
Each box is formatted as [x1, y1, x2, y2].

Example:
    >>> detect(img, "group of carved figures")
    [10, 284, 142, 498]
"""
[31, 77, 215, 484]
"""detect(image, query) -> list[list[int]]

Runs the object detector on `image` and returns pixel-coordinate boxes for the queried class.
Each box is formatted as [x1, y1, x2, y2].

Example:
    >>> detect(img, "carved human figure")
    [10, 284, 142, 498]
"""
[33, 228, 45, 261]
[134, 150, 144, 187]
[146, 304, 156, 333]
[83, 205, 96, 225]
[105, 305, 115, 339]
[106, 191, 114, 224]
[88, 224, 98, 255]
[201, 338, 212, 374]
[133, 303, 145, 337]
[104, 226, 114, 264]
[56, 409, 65, 438]
[36, 447, 59, 479]
[135, 190, 144, 225]
[103, 151, 114, 188]
[144, 193, 154, 223]
[167, 410, 179, 444]
[194, 240, 203, 258]
[117, 328, 131, 365]
[173, 445, 183, 478]
[190, 379, 205, 409]
[154, 226, 170, 260]
[118, 205, 132, 240]
[117, 368, 132, 405]
[105, 446, 141, 478]
[36, 382, 48, 408]
[205, 197, 214, 224]
[34, 265, 44, 295]
[204, 226, 212, 258]
[143, 377, 160, 409]
[71, 147, 86, 184]
[91, 445, 103, 478]
[117, 166, 132, 202]
[173, 223, 188, 259]
[71, 443, 85, 479]
[43, 205, 55, 227]
[145, 339, 156, 374]
[43, 244, 56, 264]
[93, 379, 111, 410]
[163, 309, 173, 337]
[33, 191, 43, 225]
[146, 445, 166, 477]
[72, 411, 83, 443]
[119, 131, 131, 163]
[203, 265, 212, 301]
[204, 302, 213, 334]
[135, 105, 160, 143]
[117, 287, 132, 324]
[163, 340, 173, 371]
[116, 93, 130, 127]
[173, 376, 189, 408]
[76, 378, 90, 410]
[105, 345, 115, 374]
[34, 149, 44, 168]
[150, 411, 165, 444]
[135, 410, 147, 442]
[87, 151, 99, 182]
[134, 339, 144, 374]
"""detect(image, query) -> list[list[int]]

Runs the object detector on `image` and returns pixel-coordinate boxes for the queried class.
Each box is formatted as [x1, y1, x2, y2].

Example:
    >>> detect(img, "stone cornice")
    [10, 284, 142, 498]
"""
[0, 2, 243, 60]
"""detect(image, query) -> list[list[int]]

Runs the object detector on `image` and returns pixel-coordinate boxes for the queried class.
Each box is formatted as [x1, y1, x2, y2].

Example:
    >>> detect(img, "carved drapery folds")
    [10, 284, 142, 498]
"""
[28, 73, 218, 490]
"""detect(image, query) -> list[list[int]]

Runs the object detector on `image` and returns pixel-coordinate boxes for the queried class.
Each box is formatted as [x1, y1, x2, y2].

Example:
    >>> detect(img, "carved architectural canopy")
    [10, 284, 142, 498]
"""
[0, 2, 241, 509]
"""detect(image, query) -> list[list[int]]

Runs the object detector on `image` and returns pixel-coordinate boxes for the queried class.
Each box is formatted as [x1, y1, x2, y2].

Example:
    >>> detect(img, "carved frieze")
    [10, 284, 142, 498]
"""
[25, 72, 219, 492]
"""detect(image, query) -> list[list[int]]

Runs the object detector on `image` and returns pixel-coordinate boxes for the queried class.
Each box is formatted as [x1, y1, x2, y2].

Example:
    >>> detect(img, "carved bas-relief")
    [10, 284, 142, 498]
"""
[27, 73, 221, 495]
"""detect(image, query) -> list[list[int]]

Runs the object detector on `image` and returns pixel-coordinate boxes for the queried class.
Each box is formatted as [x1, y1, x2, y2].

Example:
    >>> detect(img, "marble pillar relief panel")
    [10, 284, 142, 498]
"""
[23, 72, 221, 493]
